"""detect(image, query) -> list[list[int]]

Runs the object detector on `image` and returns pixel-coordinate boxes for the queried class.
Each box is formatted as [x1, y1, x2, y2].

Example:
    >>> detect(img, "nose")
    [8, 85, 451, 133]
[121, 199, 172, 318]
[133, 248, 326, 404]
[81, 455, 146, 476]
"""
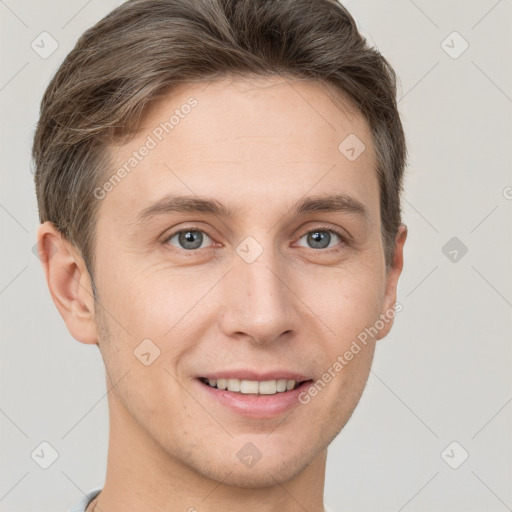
[218, 247, 301, 345]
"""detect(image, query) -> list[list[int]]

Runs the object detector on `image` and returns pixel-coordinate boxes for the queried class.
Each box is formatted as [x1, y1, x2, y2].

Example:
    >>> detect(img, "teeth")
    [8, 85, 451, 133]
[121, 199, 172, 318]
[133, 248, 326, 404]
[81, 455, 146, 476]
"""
[203, 378, 300, 394]
[227, 378, 241, 392]
[276, 379, 287, 392]
[258, 380, 276, 394]
[240, 380, 259, 394]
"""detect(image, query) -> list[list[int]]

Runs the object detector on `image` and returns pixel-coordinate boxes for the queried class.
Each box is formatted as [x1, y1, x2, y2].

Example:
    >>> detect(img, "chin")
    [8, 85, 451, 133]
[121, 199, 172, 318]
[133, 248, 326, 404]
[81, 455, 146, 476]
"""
[188, 440, 322, 489]
[203, 460, 306, 489]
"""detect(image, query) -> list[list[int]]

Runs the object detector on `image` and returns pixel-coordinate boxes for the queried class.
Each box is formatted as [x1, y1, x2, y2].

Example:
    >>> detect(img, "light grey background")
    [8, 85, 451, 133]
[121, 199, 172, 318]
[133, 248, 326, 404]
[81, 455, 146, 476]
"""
[1, 1, 511, 511]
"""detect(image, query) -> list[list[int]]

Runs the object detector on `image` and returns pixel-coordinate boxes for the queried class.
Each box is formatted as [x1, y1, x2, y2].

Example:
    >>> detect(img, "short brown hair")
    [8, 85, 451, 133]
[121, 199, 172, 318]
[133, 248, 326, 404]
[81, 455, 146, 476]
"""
[33, 0, 406, 282]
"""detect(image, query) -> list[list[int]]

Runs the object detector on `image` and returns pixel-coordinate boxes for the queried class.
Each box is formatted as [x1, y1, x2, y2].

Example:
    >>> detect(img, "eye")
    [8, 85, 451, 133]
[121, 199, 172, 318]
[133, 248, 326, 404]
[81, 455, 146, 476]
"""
[165, 229, 213, 250]
[296, 228, 344, 250]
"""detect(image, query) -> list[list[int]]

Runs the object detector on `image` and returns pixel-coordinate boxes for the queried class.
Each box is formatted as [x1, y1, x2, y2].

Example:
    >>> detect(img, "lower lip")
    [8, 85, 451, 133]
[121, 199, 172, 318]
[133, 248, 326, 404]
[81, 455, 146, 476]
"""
[196, 379, 313, 419]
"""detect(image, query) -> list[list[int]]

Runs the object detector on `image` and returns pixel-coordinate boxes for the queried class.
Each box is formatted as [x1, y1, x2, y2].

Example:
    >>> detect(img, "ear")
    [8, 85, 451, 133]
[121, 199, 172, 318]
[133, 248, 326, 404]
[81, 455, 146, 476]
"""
[376, 224, 407, 340]
[36, 221, 98, 345]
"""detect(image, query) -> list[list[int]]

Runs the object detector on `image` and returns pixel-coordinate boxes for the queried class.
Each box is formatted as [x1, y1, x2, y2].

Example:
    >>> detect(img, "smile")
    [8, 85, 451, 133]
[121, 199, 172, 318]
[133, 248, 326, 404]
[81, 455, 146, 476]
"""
[196, 377, 314, 418]
[199, 377, 305, 395]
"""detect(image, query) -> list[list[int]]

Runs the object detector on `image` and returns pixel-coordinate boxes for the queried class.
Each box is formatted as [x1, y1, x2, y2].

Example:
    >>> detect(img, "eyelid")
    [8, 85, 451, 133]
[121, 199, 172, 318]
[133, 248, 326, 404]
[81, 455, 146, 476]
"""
[293, 223, 349, 249]
[162, 225, 218, 250]
[297, 223, 349, 240]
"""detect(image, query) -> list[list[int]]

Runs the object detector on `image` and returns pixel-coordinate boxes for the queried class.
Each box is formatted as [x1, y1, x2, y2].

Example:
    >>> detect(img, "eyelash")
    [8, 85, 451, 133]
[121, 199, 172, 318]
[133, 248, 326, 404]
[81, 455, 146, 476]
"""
[163, 224, 348, 252]
[299, 224, 348, 250]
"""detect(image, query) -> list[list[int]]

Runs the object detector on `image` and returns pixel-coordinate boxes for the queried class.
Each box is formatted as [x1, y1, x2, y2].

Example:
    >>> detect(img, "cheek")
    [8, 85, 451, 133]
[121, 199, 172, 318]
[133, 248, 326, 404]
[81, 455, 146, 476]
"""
[298, 265, 385, 349]
[94, 260, 213, 389]
[286, 266, 383, 408]
[94, 252, 190, 338]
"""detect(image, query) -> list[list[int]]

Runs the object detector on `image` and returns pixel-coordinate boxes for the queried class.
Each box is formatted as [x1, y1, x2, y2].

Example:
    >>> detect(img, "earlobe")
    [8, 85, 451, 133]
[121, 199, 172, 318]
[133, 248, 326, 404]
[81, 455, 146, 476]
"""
[377, 223, 408, 340]
[37, 221, 98, 345]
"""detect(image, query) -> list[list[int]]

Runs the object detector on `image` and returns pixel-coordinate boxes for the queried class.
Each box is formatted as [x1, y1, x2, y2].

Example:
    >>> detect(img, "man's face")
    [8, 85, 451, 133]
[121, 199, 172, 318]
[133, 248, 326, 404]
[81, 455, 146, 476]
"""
[92, 77, 403, 487]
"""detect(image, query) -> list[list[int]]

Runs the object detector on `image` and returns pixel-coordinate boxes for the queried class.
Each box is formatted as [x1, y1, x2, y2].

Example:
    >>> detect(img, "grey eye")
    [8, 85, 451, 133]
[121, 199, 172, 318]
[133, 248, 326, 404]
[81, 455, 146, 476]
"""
[297, 230, 341, 249]
[167, 230, 212, 250]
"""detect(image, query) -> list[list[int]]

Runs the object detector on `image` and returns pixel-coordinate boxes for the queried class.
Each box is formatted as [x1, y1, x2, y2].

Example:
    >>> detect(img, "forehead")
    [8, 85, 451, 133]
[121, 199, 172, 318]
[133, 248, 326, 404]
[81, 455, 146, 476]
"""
[101, 76, 379, 224]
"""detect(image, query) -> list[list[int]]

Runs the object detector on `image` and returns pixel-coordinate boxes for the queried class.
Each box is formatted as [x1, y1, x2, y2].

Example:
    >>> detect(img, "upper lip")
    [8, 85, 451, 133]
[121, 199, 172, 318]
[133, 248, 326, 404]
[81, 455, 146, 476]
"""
[198, 370, 312, 382]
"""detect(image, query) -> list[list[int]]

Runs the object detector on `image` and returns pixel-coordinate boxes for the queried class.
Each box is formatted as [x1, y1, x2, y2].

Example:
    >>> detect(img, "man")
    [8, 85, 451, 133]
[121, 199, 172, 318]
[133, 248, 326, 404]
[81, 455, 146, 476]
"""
[33, 0, 407, 510]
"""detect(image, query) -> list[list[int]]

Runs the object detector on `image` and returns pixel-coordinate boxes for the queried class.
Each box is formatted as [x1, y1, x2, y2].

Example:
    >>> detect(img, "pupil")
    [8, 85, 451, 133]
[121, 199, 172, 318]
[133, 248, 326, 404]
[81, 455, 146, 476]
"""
[179, 230, 203, 249]
[308, 231, 330, 249]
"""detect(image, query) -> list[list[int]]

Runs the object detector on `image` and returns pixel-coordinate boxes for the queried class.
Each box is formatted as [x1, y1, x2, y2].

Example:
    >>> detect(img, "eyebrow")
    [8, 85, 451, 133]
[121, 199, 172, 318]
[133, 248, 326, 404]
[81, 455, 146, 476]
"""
[135, 193, 369, 224]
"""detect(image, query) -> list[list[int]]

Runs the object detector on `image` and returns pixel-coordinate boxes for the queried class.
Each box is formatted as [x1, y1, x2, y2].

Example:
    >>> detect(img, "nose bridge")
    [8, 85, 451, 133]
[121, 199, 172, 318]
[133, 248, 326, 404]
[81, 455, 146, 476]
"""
[219, 241, 298, 343]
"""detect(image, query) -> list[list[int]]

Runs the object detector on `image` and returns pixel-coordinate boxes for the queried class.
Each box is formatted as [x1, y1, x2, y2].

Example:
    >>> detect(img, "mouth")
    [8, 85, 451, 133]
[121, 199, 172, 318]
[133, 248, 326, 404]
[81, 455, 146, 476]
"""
[198, 377, 308, 395]
[195, 376, 314, 418]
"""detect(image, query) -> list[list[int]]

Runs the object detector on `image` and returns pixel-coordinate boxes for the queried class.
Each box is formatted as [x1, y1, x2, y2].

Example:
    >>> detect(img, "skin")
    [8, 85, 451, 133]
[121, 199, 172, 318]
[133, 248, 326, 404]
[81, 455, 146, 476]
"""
[38, 76, 406, 512]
